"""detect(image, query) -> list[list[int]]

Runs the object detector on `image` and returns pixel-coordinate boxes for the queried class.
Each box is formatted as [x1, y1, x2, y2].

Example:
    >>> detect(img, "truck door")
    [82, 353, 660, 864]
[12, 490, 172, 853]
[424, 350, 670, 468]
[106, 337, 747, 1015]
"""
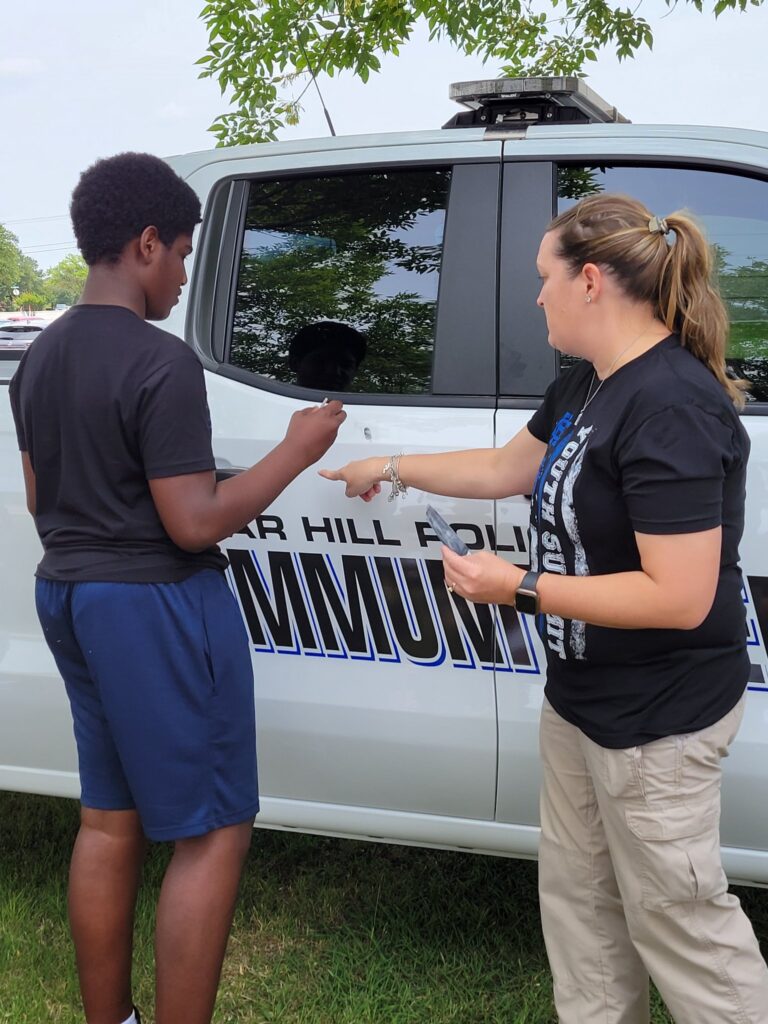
[1, 364, 78, 795]
[493, 155, 768, 867]
[181, 140, 504, 828]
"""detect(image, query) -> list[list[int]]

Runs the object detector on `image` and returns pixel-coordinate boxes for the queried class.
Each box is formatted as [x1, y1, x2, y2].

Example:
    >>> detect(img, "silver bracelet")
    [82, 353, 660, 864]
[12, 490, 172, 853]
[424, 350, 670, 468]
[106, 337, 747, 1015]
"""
[382, 453, 408, 502]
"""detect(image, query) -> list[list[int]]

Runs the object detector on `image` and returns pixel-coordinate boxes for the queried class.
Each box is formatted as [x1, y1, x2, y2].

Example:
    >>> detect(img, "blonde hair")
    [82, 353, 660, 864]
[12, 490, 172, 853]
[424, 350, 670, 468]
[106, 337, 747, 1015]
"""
[549, 194, 746, 407]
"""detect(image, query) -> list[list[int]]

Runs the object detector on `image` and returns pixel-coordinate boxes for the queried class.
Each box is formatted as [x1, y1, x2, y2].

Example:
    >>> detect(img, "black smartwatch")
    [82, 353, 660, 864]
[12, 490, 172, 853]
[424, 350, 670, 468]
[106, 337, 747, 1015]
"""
[515, 571, 541, 615]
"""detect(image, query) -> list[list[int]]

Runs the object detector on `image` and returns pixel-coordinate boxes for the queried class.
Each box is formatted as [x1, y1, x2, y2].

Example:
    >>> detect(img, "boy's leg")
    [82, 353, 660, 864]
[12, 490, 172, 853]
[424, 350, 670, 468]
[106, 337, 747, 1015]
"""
[35, 579, 145, 1024]
[68, 808, 146, 1024]
[70, 572, 259, 1023]
[155, 820, 253, 1024]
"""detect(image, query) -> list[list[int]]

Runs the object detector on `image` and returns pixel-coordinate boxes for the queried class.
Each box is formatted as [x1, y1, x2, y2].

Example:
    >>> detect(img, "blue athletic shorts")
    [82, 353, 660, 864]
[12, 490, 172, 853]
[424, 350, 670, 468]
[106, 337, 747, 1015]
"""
[35, 570, 259, 841]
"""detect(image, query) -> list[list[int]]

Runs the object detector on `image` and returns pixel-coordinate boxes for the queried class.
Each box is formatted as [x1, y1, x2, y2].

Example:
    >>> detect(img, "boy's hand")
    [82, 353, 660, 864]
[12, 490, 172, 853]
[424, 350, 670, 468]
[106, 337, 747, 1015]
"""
[284, 400, 346, 467]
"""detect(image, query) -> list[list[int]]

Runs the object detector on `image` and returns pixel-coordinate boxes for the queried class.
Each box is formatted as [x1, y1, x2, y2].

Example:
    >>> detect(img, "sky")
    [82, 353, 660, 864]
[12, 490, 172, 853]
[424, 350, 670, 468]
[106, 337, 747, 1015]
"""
[2, 0, 768, 271]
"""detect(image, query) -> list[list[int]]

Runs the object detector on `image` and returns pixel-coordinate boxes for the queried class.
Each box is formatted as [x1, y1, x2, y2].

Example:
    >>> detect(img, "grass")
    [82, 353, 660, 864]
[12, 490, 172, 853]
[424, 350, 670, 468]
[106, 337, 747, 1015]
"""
[1, 794, 766, 1023]
[727, 320, 768, 357]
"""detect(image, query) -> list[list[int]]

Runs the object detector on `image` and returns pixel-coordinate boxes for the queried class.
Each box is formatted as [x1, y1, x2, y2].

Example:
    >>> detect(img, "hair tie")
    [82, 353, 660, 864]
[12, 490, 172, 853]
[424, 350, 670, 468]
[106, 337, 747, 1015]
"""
[648, 215, 669, 236]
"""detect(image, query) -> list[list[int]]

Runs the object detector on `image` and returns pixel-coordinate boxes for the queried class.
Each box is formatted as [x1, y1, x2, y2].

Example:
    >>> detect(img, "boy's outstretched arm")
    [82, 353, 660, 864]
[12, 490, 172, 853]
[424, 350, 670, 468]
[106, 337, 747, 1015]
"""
[149, 400, 345, 552]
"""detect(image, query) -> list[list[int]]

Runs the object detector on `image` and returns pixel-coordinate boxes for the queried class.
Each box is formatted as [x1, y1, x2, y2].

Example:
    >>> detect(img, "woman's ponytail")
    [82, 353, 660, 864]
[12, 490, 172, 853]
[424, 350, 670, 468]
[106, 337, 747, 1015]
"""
[550, 194, 747, 408]
[659, 212, 746, 408]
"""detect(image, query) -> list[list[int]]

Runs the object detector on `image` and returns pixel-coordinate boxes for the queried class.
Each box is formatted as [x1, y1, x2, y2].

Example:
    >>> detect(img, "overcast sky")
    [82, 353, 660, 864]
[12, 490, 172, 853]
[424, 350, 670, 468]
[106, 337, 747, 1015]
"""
[2, 1, 767, 270]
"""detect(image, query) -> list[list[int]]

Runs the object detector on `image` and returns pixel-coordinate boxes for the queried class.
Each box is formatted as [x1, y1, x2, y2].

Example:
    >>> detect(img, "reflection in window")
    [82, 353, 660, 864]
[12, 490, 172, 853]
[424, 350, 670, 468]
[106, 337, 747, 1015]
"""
[557, 165, 768, 402]
[229, 169, 451, 394]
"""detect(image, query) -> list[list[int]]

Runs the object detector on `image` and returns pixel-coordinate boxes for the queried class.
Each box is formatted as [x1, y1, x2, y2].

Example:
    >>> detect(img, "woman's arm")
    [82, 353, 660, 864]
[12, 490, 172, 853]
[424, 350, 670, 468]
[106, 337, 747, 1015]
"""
[319, 424, 547, 501]
[442, 527, 722, 631]
[538, 529, 721, 630]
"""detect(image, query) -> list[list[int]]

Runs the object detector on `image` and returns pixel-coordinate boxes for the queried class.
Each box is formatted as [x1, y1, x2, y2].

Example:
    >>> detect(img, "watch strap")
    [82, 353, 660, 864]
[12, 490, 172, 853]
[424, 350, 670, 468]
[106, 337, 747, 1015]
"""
[515, 570, 541, 615]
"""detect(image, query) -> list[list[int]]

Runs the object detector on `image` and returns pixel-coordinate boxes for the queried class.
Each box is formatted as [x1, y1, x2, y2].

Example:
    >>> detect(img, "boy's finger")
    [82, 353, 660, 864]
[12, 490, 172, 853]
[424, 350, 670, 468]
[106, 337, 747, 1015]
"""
[317, 468, 341, 480]
[313, 399, 344, 415]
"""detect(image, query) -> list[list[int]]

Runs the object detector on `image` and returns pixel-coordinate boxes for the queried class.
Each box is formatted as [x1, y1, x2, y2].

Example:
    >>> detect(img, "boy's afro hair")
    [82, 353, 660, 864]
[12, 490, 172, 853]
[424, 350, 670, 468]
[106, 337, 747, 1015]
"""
[70, 152, 202, 266]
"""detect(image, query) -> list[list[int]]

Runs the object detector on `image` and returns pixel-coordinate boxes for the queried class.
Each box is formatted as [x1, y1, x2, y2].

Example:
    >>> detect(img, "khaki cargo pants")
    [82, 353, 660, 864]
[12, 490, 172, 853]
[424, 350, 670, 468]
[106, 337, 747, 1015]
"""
[539, 696, 768, 1023]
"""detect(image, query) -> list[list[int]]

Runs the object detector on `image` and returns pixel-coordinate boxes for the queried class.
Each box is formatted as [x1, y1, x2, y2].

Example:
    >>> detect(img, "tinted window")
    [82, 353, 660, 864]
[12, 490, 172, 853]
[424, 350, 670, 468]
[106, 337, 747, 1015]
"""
[228, 169, 451, 395]
[558, 165, 768, 402]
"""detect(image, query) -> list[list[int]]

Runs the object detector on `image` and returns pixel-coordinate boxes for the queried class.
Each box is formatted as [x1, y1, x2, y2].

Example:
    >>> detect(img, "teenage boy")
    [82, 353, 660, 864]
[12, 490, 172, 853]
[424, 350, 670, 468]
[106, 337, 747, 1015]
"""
[9, 152, 346, 1024]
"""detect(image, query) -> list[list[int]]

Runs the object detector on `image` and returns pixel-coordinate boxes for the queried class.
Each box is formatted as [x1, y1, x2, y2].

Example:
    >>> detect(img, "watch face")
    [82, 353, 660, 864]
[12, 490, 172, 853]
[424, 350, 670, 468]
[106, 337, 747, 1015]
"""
[516, 588, 538, 615]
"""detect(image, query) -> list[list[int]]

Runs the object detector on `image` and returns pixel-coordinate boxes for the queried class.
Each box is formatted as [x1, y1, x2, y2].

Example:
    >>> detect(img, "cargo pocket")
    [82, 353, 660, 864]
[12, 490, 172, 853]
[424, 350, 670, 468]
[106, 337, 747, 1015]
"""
[625, 801, 727, 910]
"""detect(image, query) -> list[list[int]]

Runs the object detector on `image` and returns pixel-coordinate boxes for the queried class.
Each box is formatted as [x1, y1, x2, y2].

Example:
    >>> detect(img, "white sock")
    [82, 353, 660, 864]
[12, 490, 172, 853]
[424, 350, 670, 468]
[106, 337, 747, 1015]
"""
[118, 1013, 137, 1024]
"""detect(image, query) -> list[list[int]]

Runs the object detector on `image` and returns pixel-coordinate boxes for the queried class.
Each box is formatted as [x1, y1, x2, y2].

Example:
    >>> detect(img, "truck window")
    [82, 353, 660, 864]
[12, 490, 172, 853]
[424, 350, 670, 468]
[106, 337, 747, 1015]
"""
[226, 168, 451, 396]
[557, 165, 768, 403]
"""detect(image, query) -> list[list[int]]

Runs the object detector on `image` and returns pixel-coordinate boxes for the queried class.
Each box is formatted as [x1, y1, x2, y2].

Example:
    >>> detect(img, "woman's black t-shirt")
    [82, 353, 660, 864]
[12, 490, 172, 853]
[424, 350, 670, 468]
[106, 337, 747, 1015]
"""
[527, 335, 750, 748]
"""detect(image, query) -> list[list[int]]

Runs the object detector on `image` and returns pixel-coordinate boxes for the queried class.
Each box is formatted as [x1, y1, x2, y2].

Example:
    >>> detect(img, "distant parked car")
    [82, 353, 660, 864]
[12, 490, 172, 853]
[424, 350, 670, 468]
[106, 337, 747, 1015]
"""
[0, 319, 47, 349]
[0, 320, 48, 379]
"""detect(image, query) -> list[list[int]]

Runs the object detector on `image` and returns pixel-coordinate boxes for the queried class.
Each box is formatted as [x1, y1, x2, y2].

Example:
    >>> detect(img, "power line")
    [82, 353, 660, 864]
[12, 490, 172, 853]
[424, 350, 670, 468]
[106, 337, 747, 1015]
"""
[23, 240, 77, 250]
[22, 245, 78, 257]
[1, 213, 70, 226]
[20, 247, 79, 264]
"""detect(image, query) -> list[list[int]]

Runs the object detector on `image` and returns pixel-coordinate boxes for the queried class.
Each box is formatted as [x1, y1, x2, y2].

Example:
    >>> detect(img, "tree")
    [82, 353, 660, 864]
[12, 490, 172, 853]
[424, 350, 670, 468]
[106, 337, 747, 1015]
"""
[18, 255, 44, 297]
[44, 253, 87, 307]
[15, 291, 47, 312]
[199, 0, 765, 146]
[0, 226, 44, 311]
[0, 225, 23, 310]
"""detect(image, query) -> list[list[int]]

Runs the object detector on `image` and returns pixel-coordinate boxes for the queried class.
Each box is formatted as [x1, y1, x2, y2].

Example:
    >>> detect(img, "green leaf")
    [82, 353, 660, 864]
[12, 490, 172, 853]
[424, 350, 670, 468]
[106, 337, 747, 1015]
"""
[199, 0, 768, 145]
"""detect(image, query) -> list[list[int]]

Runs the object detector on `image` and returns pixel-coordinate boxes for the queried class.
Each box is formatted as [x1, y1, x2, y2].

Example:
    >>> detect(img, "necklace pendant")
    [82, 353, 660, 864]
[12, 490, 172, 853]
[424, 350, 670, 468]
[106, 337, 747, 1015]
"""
[575, 370, 599, 424]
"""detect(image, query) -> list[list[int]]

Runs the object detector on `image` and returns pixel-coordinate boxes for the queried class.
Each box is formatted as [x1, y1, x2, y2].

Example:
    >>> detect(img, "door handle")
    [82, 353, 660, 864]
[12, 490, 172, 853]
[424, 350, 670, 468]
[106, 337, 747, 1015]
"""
[215, 464, 246, 482]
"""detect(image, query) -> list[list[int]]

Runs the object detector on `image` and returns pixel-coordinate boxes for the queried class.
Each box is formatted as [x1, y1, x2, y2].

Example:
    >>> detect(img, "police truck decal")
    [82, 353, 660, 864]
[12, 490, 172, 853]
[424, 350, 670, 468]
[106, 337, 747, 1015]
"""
[746, 576, 768, 692]
[226, 548, 540, 674]
[224, 516, 768, 688]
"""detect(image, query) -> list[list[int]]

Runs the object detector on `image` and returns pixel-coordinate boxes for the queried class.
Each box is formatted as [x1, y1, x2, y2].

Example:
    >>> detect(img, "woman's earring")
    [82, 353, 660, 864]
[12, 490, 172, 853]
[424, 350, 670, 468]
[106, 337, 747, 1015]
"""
[585, 295, 592, 304]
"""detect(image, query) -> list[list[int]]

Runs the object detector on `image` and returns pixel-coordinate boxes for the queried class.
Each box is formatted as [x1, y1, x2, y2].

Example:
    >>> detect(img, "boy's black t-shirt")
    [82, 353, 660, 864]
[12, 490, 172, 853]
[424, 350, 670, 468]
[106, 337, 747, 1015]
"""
[9, 304, 228, 582]
[527, 334, 750, 748]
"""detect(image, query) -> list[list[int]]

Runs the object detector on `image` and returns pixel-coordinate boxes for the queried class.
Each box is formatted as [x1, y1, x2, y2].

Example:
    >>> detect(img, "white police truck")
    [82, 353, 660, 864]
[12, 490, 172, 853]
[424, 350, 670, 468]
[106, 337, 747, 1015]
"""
[2, 78, 767, 884]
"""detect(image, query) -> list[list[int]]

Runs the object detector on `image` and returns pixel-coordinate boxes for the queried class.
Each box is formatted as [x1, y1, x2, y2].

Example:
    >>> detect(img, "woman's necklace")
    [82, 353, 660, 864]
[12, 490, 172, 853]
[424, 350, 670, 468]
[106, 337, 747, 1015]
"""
[575, 327, 654, 425]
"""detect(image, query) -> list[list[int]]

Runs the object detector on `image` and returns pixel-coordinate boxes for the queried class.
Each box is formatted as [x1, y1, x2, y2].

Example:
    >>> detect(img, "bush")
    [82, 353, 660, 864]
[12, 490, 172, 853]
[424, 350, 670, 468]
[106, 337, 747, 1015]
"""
[14, 292, 48, 312]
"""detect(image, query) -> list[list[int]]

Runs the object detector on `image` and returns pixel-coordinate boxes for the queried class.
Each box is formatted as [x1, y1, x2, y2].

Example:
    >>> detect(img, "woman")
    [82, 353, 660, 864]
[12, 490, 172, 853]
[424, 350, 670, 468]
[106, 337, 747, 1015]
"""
[320, 194, 768, 1023]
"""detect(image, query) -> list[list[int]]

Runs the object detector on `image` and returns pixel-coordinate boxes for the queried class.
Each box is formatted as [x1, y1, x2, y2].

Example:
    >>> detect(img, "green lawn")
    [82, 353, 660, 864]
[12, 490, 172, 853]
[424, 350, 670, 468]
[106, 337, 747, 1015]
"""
[1, 792, 766, 1023]
[727, 320, 768, 357]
